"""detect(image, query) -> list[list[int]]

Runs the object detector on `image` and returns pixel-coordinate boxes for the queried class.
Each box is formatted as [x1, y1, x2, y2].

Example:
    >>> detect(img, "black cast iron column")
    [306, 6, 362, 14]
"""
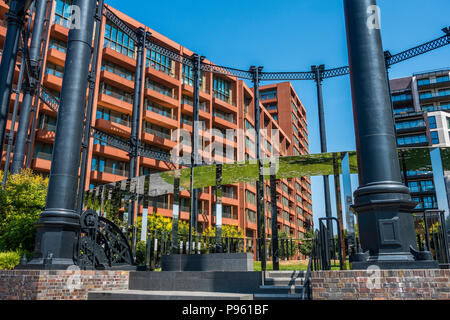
[0, 0, 29, 154]
[311, 64, 334, 241]
[250, 65, 266, 271]
[344, 0, 437, 269]
[11, 0, 49, 174]
[188, 54, 203, 251]
[25, 0, 97, 269]
[76, 0, 104, 213]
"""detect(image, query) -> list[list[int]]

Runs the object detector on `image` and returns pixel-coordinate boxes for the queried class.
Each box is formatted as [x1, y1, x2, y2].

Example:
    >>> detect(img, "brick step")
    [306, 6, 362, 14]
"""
[264, 277, 305, 286]
[88, 290, 253, 300]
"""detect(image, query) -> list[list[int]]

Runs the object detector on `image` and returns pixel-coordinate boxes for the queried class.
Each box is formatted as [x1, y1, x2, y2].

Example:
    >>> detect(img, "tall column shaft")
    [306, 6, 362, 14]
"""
[11, 0, 50, 174]
[25, 0, 97, 269]
[0, 0, 27, 153]
[344, 0, 437, 269]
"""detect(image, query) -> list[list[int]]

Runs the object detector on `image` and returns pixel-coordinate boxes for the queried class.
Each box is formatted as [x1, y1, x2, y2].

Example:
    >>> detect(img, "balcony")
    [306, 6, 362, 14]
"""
[141, 130, 176, 149]
[213, 96, 236, 113]
[92, 143, 129, 161]
[100, 70, 134, 91]
[420, 90, 450, 104]
[98, 92, 133, 115]
[212, 114, 237, 130]
[90, 170, 128, 184]
[31, 157, 51, 172]
[102, 46, 136, 69]
[181, 102, 210, 120]
[144, 86, 178, 109]
[182, 83, 210, 100]
[43, 73, 63, 91]
[36, 128, 56, 143]
[95, 118, 131, 139]
[50, 22, 69, 40]
[47, 48, 66, 66]
[146, 66, 179, 87]
[140, 157, 172, 170]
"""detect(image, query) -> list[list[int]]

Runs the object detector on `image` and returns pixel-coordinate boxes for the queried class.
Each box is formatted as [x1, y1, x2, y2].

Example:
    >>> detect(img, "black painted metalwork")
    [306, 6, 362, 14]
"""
[2, 4, 32, 186]
[11, 0, 50, 175]
[171, 170, 181, 254]
[312, 64, 333, 243]
[0, 0, 29, 158]
[269, 164, 279, 270]
[77, 0, 105, 213]
[189, 54, 204, 244]
[250, 65, 266, 271]
[344, 0, 437, 269]
[78, 209, 134, 269]
[25, 0, 97, 270]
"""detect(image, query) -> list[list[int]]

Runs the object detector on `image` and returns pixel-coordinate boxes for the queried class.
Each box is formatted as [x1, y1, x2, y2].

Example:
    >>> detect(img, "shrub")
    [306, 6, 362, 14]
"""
[0, 170, 48, 252]
[0, 251, 22, 270]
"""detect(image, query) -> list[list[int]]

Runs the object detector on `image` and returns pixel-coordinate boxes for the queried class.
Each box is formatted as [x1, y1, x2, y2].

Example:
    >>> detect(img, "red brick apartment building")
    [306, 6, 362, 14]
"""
[0, 0, 313, 239]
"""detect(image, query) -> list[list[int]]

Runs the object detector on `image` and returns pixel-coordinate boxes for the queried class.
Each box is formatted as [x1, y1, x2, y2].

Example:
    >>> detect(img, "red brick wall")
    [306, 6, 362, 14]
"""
[0, 270, 129, 300]
[311, 270, 450, 300]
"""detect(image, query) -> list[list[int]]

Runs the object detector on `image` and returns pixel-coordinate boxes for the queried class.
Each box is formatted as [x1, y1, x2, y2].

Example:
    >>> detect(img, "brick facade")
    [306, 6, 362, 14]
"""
[311, 270, 450, 300]
[0, 270, 129, 300]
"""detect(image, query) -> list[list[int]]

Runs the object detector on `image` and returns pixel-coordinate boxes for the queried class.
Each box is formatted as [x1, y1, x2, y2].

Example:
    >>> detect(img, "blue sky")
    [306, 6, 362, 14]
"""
[105, 0, 450, 229]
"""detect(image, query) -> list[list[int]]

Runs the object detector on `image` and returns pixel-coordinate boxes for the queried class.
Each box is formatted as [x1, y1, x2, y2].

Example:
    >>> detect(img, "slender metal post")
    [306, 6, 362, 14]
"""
[311, 65, 333, 241]
[0, 0, 29, 155]
[250, 65, 266, 272]
[25, 0, 52, 169]
[188, 53, 204, 252]
[128, 27, 147, 250]
[11, 0, 49, 174]
[24, 0, 97, 270]
[76, 0, 104, 212]
[171, 170, 181, 254]
[2, 3, 33, 185]
[332, 153, 347, 269]
[344, 0, 437, 269]
[341, 152, 356, 256]
[215, 164, 223, 253]
[269, 163, 279, 270]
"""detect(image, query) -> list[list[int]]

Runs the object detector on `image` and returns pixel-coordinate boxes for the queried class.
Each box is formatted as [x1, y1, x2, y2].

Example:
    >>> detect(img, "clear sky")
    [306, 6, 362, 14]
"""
[105, 0, 450, 229]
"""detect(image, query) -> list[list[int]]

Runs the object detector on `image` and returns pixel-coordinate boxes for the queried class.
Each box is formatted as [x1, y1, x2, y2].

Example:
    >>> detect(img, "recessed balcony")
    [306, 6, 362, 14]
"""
[100, 70, 135, 91]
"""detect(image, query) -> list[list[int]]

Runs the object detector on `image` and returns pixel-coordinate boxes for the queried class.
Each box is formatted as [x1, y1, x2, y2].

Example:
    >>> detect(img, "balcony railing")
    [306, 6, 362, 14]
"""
[143, 127, 172, 140]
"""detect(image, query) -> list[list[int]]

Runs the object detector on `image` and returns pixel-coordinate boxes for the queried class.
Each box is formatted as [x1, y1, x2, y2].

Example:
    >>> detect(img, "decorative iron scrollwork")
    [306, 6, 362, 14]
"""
[78, 210, 134, 270]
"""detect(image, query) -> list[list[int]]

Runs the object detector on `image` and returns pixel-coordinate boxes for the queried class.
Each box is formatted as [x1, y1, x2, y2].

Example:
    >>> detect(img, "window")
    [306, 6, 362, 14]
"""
[419, 91, 433, 99]
[145, 79, 175, 98]
[260, 90, 277, 100]
[417, 78, 430, 86]
[91, 156, 129, 177]
[438, 88, 450, 97]
[33, 142, 53, 161]
[245, 190, 256, 205]
[397, 134, 428, 146]
[408, 181, 420, 193]
[447, 117, 450, 129]
[422, 104, 435, 112]
[440, 102, 450, 110]
[395, 119, 426, 130]
[431, 131, 439, 144]
[38, 114, 57, 132]
[436, 75, 450, 83]
[147, 50, 174, 77]
[145, 99, 175, 119]
[96, 107, 131, 127]
[266, 104, 278, 111]
[143, 121, 172, 140]
[393, 106, 414, 114]
[45, 62, 64, 78]
[392, 94, 412, 102]
[246, 209, 256, 223]
[99, 82, 133, 104]
[101, 60, 135, 81]
[213, 77, 232, 103]
[49, 38, 67, 53]
[54, 0, 72, 28]
[213, 108, 234, 123]
[104, 21, 136, 59]
[272, 114, 278, 121]
[428, 116, 437, 129]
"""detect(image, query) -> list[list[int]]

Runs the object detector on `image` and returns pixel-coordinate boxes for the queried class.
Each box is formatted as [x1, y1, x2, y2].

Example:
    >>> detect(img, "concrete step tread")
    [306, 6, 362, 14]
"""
[265, 277, 305, 283]
[254, 293, 303, 300]
[260, 285, 304, 290]
[266, 271, 306, 278]
[89, 290, 253, 300]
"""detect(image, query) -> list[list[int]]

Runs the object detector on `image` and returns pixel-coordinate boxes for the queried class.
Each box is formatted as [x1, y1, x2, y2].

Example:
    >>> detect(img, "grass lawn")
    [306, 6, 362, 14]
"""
[253, 260, 309, 271]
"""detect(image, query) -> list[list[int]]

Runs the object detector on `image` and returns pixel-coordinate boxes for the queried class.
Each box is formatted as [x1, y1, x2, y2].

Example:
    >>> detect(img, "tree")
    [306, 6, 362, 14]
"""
[0, 170, 48, 252]
[298, 229, 315, 257]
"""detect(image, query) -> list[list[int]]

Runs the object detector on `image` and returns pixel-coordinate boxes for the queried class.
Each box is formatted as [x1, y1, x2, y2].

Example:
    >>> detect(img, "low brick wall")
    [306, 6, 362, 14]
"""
[0, 270, 129, 300]
[311, 269, 450, 300]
